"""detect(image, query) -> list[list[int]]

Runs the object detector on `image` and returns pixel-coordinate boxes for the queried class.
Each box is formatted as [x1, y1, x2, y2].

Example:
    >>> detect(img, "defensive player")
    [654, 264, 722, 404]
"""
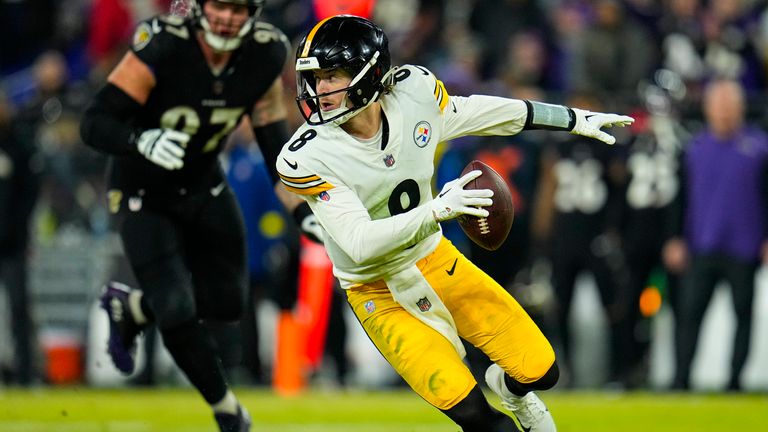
[80, 1, 293, 430]
[276, 15, 633, 432]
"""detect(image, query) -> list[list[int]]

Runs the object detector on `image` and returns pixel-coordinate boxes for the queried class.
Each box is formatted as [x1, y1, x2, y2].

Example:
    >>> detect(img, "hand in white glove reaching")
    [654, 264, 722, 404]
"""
[136, 128, 189, 170]
[430, 170, 493, 222]
[570, 108, 634, 145]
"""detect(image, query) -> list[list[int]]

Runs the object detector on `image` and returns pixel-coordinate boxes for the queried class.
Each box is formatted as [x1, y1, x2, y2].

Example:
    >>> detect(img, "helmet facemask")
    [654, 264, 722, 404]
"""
[191, 0, 264, 52]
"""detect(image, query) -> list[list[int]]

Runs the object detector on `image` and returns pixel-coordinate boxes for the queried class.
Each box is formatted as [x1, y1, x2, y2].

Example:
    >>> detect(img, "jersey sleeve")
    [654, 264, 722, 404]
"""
[442, 95, 529, 141]
[275, 127, 440, 265]
[304, 183, 440, 265]
[400, 65, 529, 142]
[276, 156, 335, 196]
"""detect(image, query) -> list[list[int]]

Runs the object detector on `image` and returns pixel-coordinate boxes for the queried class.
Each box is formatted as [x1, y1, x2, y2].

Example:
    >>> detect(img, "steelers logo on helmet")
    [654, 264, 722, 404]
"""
[190, 0, 265, 52]
[295, 15, 395, 126]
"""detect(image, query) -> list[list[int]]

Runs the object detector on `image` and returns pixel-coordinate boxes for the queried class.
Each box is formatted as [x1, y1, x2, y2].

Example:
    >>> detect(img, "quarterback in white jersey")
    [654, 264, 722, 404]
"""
[277, 15, 633, 432]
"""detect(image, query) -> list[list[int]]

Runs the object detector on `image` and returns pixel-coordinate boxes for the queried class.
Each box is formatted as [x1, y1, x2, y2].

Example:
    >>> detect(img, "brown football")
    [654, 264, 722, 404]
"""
[457, 160, 514, 251]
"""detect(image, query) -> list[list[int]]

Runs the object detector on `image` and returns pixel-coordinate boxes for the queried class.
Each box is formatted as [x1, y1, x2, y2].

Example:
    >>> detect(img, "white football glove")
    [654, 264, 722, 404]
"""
[299, 213, 324, 243]
[570, 108, 634, 145]
[430, 170, 493, 222]
[136, 128, 189, 170]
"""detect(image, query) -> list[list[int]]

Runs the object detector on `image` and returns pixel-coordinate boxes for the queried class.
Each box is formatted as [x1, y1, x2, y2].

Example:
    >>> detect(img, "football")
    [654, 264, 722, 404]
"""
[457, 160, 514, 251]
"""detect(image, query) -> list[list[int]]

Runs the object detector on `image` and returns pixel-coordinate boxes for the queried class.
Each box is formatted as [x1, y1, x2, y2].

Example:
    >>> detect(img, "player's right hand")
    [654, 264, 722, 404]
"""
[430, 170, 493, 222]
[136, 128, 188, 170]
[570, 108, 634, 145]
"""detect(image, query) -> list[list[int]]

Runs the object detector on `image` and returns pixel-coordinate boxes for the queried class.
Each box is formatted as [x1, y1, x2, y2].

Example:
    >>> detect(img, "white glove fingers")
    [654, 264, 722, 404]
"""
[163, 141, 186, 158]
[465, 197, 493, 207]
[465, 188, 493, 198]
[457, 169, 483, 187]
[463, 207, 490, 218]
[600, 114, 634, 128]
[157, 151, 181, 170]
[596, 132, 616, 145]
[165, 129, 191, 143]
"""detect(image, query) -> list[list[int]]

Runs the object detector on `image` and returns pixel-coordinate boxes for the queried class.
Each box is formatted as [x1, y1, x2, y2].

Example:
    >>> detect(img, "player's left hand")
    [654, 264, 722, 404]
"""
[570, 108, 634, 145]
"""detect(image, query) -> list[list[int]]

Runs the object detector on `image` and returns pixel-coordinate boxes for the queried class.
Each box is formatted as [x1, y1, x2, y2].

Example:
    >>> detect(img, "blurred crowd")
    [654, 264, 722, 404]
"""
[3, 0, 768, 392]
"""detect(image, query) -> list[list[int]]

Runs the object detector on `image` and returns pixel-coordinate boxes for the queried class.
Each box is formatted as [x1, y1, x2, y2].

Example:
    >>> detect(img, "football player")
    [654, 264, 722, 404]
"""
[80, 1, 295, 430]
[276, 15, 633, 432]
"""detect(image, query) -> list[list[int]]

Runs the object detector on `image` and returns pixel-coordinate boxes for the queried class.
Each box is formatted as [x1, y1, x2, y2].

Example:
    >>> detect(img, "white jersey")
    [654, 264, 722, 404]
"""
[276, 65, 528, 286]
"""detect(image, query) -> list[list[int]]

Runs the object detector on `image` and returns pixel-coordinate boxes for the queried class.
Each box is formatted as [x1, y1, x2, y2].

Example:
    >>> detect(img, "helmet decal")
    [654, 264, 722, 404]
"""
[299, 16, 336, 59]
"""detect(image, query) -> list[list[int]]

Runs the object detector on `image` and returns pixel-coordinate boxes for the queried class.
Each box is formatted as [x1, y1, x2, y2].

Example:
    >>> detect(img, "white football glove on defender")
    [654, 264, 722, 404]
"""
[570, 108, 634, 145]
[430, 170, 493, 222]
[300, 213, 324, 243]
[136, 128, 189, 170]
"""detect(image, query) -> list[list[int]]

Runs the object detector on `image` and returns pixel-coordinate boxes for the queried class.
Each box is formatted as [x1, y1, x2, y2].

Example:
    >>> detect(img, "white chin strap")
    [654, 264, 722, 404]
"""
[200, 17, 254, 52]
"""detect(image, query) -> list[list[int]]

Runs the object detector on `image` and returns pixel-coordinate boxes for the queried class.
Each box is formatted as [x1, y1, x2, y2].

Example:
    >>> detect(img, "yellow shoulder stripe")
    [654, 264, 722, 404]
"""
[433, 79, 449, 113]
[279, 172, 334, 196]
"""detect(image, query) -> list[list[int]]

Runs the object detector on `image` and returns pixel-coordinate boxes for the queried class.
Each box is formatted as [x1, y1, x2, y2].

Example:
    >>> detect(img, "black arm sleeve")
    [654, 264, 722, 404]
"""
[253, 119, 290, 184]
[80, 83, 142, 155]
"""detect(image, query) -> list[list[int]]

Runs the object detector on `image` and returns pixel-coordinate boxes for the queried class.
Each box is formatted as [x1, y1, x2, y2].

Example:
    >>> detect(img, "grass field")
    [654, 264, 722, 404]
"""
[1, 387, 767, 431]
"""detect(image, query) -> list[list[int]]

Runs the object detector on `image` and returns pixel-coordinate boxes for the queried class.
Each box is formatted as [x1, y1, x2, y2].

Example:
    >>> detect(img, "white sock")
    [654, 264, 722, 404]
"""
[128, 290, 148, 325]
[211, 390, 239, 415]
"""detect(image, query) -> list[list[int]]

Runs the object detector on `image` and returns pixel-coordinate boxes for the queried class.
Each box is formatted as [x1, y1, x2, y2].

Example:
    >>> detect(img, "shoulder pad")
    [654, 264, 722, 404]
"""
[395, 65, 450, 114]
[130, 15, 191, 64]
[251, 22, 290, 49]
[276, 127, 335, 196]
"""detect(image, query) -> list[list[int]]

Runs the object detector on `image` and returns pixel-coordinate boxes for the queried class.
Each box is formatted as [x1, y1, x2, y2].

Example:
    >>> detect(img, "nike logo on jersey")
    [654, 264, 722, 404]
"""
[452, 102, 457, 113]
[211, 182, 226, 197]
[585, 114, 597, 120]
[446, 258, 458, 276]
[284, 158, 299, 170]
[438, 188, 451, 198]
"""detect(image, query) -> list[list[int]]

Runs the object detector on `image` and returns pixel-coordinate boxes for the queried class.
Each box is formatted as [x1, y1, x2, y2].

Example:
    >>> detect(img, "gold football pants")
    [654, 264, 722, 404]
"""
[346, 237, 555, 410]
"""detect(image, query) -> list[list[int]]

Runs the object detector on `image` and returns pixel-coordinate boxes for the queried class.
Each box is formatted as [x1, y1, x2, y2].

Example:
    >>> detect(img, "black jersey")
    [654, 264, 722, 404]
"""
[618, 120, 683, 254]
[549, 135, 620, 246]
[111, 14, 288, 194]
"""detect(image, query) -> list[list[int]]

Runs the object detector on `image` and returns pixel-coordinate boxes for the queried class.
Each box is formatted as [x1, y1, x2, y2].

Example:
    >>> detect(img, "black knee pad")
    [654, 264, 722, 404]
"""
[506, 361, 560, 396]
[441, 385, 520, 432]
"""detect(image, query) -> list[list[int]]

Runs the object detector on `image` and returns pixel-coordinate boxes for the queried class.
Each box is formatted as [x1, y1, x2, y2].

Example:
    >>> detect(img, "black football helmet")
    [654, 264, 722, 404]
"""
[295, 15, 393, 125]
[190, 0, 265, 51]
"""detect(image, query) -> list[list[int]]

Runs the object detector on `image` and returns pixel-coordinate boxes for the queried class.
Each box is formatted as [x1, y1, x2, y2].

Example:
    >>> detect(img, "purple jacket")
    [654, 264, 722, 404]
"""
[684, 126, 768, 261]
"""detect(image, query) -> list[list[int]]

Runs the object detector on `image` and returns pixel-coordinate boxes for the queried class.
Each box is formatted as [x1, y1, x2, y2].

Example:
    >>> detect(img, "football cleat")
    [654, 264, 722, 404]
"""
[100, 282, 144, 374]
[485, 364, 557, 432]
[214, 405, 252, 432]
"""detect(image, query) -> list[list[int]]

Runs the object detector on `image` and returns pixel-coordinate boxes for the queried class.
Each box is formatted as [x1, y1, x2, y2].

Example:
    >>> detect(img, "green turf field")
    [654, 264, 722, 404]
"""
[0, 387, 766, 431]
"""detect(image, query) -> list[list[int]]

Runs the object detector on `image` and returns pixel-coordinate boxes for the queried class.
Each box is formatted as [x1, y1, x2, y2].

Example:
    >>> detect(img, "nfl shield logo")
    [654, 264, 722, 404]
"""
[383, 154, 395, 167]
[416, 297, 432, 312]
[364, 300, 376, 314]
